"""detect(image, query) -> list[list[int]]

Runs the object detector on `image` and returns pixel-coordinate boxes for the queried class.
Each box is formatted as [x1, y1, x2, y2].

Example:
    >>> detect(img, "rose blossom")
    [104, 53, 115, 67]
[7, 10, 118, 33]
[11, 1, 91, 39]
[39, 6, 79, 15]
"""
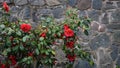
[3, 2, 9, 12]
[20, 23, 31, 33]
[39, 32, 46, 38]
[0, 64, 6, 68]
[64, 28, 74, 37]
[66, 41, 74, 49]
[67, 54, 76, 62]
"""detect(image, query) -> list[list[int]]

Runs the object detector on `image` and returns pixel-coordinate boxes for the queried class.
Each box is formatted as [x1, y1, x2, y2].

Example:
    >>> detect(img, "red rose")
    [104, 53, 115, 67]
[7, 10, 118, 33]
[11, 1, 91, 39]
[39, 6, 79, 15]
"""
[20, 23, 31, 33]
[66, 54, 76, 62]
[9, 55, 17, 66]
[1, 64, 6, 68]
[64, 24, 69, 30]
[3, 2, 9, 12]
[66, 41, 74, 49]
[28, 52, 33, 56]
[64, 28, 74, 37]
[9, 55, 15, 60]
[11, 59, 17, 66]
[40, 32, 46, 38]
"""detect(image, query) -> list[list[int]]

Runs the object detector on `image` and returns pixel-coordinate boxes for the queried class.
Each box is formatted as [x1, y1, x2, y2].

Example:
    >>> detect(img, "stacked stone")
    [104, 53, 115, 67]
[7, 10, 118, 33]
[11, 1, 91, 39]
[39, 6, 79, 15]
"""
[0, 0, 120, 68]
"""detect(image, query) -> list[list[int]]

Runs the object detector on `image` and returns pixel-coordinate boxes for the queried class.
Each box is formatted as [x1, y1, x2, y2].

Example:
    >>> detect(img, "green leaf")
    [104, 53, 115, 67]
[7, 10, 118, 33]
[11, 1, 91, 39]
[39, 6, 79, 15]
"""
[35, 49, 39, 55]
[22, 57, 28, 62]
[48, 59, 52, 63]
[45, 51, 49, 55]
[20, 45, 24, 51]
[16, 31, 22, 36]
[0, 24, 5, 29]
[51, 51, 56, 55]
[38, 44, 41, 50]
[22, 35, 30, 42]
[39, 37, 44, 41]
[84, 30, 89, 36]
[12, 46, 19, 52]
[89, 60, 94, 66]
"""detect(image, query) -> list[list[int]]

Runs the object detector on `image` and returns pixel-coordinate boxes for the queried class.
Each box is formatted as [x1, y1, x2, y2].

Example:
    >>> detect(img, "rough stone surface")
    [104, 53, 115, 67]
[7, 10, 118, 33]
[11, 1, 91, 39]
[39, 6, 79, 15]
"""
[14, 0, 28, 5]
[77, 0, 91, 10]
[52, 7, 64, 18]
[68, 0, 77, 7]
[29, 0, 45, 6]
[107, 24, 120, 30]
[116, 56, 120, 66]
[18, 6, 31, 19]
[46, 0, 61, 6]
[117, 2, 120, 7]
[110, 45, 118, 61]
[102, 13, 109, 24]
[111, 9, 120, 23]
[88, 10, 101, 21]
[103, 2, 116, 10]
[74, 59, 92, 68]
[92, 0, 102, 10]
[112, 31, 120, 43]
[89, 34, 111, 50]
[95, 48, 113, 68]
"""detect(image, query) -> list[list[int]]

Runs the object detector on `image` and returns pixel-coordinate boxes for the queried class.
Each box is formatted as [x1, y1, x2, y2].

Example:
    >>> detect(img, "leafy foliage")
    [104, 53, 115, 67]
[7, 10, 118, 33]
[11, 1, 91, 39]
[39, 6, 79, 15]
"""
[0, 2, 93, 68]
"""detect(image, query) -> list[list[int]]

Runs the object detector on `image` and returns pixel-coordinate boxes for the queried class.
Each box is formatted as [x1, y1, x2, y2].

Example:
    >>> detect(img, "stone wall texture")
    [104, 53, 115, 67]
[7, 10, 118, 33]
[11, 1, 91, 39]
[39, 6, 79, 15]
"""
[0, 0, 120, 68]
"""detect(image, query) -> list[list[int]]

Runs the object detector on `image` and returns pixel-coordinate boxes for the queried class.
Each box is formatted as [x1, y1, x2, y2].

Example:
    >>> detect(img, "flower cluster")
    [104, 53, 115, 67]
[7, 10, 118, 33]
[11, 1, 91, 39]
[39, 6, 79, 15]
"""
[0, 2, 93, 68]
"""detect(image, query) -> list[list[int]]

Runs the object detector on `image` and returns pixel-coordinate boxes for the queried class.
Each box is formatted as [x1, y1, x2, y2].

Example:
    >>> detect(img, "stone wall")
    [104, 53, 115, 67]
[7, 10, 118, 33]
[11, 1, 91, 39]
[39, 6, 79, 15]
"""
[0, 0, 120, 68]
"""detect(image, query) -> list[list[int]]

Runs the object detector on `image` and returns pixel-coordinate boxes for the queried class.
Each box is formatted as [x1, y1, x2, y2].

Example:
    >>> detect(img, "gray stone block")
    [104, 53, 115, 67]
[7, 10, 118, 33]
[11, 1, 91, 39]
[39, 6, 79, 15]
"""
[88, 10, 101, 21]
[89, 34, 111, 50]
[92, 0, 102, 10]
[111, 9, 120, 23]
[110, 45, 118, 61]
[103, 2, 116, 10]
[107, 24, 120, 30]
[46, 0, 61, 6]
[112, 31, 120, 43]
[29, 0, 45, 6]
[14, 0, 28, 5]
[68, 0, 77, 7]
[102, 13, 109, 24]
[52, 7, 64, 18]
[74, 59, 93, 68]
[77, 0, 91, 10]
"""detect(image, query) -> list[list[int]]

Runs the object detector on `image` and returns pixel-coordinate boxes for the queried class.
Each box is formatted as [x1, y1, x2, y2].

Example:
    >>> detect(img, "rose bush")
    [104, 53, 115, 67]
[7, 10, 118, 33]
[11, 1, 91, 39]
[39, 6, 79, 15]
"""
[0, 2, 94, 68]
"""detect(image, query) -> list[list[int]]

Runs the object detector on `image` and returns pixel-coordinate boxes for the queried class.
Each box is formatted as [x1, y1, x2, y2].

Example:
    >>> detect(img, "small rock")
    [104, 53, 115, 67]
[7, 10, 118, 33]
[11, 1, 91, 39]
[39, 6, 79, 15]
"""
[14, 0, 28, 5]
[110, 45, 118, 61]
[88, 10, 101, 21]
[89, 34, 111, 50]
[74, 59, 93, 68]
[111, 9, 120, 23]
[117, 2, 120, 7]
[90, 21, 99, 31]
[103, 2, 116, 10]
[29, 0, 45, 6]
[18, 6, 31, 19]
[102, 13, 109, 24]
[68, 0, 77, 7]
[46, 0, 61, 6]
[107, 24, 120, 30]
[77, 0, 91, 10]
[92, 0, 102, 10]
[117, 56, 120, 66]
[98, 24, 106, 32]
[52, 7, 64, 18]
[112, 31, 120, 43]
